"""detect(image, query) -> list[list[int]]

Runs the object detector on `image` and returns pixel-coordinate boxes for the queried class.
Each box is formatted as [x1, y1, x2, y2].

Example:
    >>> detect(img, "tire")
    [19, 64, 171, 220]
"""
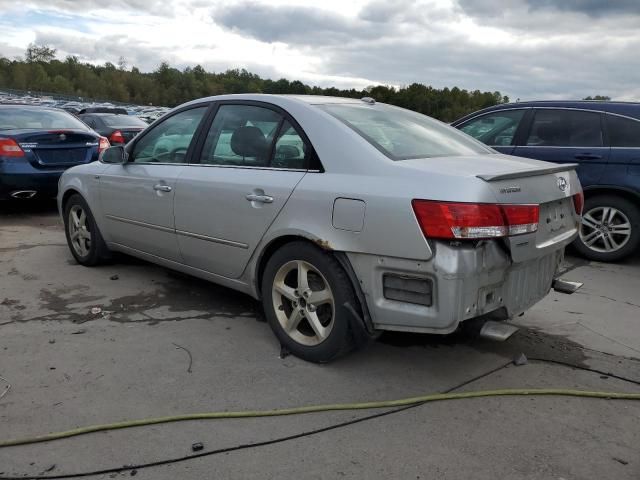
[261, 241, 360, 363]
[573, 194, 640, 262]
[63, 193, 111, 266]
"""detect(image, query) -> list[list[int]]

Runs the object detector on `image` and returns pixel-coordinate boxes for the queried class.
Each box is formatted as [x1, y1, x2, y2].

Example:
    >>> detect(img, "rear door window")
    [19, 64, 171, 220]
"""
[200, 104, 283, 167]
[459, 109, 526, 146]
[606, 114, 640, 147]
[526, 109, 603, 147]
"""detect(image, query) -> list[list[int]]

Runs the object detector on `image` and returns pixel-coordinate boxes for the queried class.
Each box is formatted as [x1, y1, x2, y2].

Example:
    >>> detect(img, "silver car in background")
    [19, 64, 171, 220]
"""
[58, 94, 583, 362]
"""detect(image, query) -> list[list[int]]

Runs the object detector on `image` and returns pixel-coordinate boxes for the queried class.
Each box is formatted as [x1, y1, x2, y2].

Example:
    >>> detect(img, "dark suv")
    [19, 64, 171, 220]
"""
[452, 101, 640, 262]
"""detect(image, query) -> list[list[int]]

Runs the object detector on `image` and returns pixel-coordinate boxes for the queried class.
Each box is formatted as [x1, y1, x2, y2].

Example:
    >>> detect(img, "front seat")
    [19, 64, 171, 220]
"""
[230, 126, 269, 166]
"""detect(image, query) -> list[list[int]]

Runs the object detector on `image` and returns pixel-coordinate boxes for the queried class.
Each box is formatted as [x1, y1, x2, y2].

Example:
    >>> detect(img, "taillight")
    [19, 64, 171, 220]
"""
[411, 200, 539, 240]
[0, 138, 25, 157]
[109, 130, 125, 144]
[572, 192, 584, 216]
[99, 136, 110, 152]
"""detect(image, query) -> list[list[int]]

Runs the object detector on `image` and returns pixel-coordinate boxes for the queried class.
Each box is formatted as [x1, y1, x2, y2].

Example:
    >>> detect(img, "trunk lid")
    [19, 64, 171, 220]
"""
[401, 154, 582, 262]
[12, 129, 98, 169]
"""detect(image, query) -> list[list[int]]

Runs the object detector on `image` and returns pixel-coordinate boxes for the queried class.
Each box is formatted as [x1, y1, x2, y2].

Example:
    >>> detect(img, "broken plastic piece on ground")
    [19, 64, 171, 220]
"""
[90, 307, 102, 315]
[513, 353, 528, 366]
[279, 344, 291, 359]
[552, 278, 583, 294]
[479, 321, 519, 342]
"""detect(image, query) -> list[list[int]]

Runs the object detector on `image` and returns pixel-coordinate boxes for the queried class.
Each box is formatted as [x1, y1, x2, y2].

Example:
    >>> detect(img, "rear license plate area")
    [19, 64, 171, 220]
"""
[536, 198, 574, 245]
[35, 148, 90, 166]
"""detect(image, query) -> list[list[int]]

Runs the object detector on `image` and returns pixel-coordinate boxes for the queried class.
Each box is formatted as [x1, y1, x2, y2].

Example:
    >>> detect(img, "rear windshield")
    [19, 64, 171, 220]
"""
[319, 103, 493, 160]
[101, 115, 147, 127]
[0, 108, 89, 131]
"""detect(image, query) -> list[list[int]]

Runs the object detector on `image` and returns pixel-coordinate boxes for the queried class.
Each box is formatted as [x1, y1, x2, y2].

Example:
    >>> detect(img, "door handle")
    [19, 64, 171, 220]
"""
[246, 193, 274, 203]
[574, 153, 602, 160]
[153, 184, 172, 192]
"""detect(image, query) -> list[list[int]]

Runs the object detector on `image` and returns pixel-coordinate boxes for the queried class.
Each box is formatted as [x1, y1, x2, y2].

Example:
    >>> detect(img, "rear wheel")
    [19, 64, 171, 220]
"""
[261, 242, 359, 363]
[574, 194, 639, 262]
[63, 194, 110, 266]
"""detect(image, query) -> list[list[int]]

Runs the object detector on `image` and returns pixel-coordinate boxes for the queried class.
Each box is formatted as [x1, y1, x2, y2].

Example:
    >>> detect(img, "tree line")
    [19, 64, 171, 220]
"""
[0, 44, 512, 121]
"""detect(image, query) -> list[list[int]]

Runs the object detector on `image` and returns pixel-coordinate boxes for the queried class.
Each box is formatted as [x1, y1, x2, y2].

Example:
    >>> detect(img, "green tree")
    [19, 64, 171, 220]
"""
[584, 95, 611, 101]
[25, 43, 57, 63]
[0, 54, 508, 121]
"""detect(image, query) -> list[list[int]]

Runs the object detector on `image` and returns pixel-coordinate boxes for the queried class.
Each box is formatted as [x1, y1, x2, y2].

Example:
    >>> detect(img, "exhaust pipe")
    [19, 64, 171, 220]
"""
[10, 190, 37, 199]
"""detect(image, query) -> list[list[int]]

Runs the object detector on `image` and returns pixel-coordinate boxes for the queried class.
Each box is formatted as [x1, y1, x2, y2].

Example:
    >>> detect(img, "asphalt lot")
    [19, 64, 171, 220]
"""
[1, 201, 639, 479]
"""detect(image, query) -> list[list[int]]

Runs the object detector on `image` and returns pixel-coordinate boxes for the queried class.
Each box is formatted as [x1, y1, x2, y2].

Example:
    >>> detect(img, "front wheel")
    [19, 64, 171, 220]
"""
[573, 195, 639, 262]
[261, 242, 360, 363]
[63, 194, 111, 266]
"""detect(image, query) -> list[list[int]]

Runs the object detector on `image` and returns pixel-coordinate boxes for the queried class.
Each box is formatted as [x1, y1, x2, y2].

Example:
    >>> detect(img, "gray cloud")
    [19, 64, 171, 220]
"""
[3, 0, 639, 102]
[0, 42, 25, 60]
[0, 0, 177, 15]
[458, 0, 640, 18]
[34, 31, 175, 71]
[214, 2, 392, 45]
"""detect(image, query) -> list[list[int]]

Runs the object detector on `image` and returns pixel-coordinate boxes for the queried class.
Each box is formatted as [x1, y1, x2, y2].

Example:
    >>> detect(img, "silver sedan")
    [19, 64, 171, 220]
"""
[58, 94, 583, 362]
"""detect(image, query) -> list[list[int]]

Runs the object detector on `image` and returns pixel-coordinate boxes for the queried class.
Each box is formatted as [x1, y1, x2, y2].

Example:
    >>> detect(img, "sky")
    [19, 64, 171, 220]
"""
[0, 0, 638, 101]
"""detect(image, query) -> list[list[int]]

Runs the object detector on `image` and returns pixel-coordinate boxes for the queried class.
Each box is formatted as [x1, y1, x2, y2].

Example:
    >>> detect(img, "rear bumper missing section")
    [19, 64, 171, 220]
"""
[347, 240, 569, 334]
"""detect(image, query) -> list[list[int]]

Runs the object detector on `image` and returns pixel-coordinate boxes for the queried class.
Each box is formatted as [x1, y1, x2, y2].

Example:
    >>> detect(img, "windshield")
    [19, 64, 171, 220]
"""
[0, 107, 89, 131]
[320, 103, 493, 160]
[101, 115, 147, 127]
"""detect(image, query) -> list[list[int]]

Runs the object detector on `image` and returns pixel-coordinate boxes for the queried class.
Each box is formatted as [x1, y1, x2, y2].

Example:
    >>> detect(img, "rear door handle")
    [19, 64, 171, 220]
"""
[246, 193, 274, 203]
[574, 153, 602, 160]
[153, 184, 172, 192]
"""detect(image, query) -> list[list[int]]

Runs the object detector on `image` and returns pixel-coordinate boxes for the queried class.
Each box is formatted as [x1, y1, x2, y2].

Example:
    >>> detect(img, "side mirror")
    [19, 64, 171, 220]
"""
[100, 145, 128, 164]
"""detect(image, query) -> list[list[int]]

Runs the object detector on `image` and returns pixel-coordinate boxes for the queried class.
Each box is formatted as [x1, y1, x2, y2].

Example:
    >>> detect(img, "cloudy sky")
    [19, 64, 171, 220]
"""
[0, 0, 638, 100]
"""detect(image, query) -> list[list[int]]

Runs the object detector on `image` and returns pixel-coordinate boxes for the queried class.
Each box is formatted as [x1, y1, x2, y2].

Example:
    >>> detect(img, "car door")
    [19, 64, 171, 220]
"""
[98, 105, 209, 261]
[604, 113, 640, 183]
[174, 102, 310, 278]
[456, 108, 529, 155]
[512, 108, 610, 186]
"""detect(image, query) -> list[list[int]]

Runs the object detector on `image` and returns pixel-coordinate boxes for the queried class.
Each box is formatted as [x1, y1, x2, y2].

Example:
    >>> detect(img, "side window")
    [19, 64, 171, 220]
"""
[201, 105, 282, 167]
[131, 107, 207, 163]
[272, 121, 308, 169]
[526, 109, 603, 147]
[606, 115, 640, 147]
[459, 110, 525, 146]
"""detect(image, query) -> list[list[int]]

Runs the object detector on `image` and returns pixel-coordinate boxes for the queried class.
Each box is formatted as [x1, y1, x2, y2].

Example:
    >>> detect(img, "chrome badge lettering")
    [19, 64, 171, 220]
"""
[499, 186, 521, 194]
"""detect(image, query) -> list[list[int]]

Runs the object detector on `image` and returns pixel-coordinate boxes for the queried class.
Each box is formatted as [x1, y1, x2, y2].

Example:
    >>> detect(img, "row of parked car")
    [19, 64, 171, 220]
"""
[0, 90, 171, 123]
[1, 97, 639, 264]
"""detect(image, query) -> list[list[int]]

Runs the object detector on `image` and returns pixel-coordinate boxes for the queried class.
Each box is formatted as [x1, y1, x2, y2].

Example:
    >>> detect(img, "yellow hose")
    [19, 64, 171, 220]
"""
[1, 388, 639, 448]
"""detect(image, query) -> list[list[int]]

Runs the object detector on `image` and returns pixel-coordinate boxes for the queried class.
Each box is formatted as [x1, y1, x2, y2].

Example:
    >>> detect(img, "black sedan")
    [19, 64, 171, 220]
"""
[78, 110, 147, 145]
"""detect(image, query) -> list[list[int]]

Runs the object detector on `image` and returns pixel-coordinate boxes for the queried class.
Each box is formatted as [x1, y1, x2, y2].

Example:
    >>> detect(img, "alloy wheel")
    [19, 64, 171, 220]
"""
[271, 260, 335, 346]
[68, 204, 92, 257]
[579, 206, 632, 253]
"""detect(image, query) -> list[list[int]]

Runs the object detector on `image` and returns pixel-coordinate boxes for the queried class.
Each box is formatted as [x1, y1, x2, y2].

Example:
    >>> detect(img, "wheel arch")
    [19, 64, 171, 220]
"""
[252, 233, 375, 336]
[583, 185, 640, 207]
[254, 234, 331, 298]
[61, 188, 82, 211]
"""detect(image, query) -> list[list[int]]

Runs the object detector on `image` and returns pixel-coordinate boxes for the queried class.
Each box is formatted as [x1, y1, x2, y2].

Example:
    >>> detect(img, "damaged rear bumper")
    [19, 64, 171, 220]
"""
[346, 239, 573, 334]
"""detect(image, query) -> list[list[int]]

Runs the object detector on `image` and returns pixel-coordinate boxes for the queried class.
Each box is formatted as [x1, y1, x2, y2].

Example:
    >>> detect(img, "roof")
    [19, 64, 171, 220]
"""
[180, 93, 368, 110]
[452, 100, 640, 124]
